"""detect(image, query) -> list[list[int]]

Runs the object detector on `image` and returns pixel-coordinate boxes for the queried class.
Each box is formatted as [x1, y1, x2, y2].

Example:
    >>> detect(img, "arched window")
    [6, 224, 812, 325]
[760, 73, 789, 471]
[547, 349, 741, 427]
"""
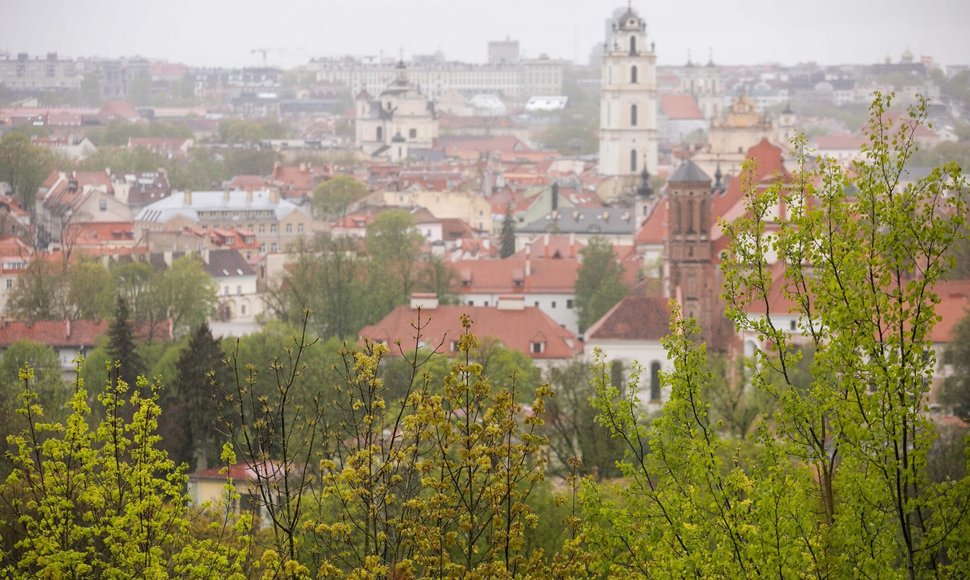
[629, 35, 637, 55]
[376, 126, 383, 141]
[630, 65, 638, 84]
[686, 199, 695, 233]
[630, 149, 637, 173]
[650, 362, 661, 401]
[630, 103, 638, 126]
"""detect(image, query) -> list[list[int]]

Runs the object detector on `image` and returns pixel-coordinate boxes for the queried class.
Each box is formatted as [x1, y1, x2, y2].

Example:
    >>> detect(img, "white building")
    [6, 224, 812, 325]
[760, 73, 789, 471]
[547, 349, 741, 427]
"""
[355, 62, 438, 162]
[598, 5, 659, 177]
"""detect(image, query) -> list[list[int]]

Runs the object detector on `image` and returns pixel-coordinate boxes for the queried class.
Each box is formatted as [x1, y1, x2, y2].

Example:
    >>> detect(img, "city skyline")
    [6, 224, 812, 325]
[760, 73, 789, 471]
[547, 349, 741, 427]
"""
[1, 0, 969, 69]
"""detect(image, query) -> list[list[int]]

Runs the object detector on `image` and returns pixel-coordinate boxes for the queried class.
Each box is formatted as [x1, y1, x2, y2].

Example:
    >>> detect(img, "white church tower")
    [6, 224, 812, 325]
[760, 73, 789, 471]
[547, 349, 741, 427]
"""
[598, 4, 658, 177]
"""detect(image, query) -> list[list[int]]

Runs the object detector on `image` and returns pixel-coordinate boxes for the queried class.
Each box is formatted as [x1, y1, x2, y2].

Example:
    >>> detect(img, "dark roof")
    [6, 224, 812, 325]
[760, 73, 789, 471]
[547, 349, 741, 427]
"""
[204, 249, 255, 278]
[519, 207, 636, 236]
[668, 160, 710, 184]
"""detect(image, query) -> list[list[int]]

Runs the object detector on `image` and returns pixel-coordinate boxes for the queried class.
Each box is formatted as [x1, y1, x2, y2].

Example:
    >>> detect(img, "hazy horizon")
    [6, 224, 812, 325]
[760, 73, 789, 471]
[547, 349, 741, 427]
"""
[1, 0, 969, 69]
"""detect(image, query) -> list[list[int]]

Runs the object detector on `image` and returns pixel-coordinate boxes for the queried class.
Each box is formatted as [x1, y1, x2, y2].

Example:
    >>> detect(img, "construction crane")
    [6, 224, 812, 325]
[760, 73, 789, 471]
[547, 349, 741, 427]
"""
[250, 47, 307, 67]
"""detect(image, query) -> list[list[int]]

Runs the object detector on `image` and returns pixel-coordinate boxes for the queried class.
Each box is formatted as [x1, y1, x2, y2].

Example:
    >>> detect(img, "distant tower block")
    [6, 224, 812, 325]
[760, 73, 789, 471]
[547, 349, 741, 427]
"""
[598, 4, 658, 177]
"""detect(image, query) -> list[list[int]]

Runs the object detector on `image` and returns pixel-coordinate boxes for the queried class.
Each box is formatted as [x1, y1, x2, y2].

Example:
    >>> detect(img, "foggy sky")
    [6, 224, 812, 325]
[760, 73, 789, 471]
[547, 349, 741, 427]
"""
[1, 0, 968, 69]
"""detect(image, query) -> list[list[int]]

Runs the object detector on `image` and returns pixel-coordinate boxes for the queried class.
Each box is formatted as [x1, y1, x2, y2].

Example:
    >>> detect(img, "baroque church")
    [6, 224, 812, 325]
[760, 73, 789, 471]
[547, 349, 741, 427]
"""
[354, 61, 438, 162]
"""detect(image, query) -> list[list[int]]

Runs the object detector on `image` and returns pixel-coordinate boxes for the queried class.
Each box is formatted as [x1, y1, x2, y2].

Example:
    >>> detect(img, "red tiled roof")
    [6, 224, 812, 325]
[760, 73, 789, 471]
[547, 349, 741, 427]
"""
[585, 295, 670, 341]
[0, 320, 109, 348]
[453, 256, 578, 294]
[932, 280, 970, 344]
[359, 304, 581, 360]
[190, 460, 284, 482]
[814, 133, 866, 151]
[660, 94, 705, 120]
[98, 100, 140, 122]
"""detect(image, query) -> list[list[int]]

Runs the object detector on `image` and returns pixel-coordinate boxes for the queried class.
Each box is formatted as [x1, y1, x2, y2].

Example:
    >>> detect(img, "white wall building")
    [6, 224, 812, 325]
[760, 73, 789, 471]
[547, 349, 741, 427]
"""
[598, 5, 659, 177]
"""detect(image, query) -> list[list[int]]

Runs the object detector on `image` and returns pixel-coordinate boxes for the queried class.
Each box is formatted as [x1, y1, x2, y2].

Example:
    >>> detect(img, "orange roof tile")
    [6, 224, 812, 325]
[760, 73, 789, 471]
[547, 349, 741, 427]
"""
[359, 304, 581, 360]
[660, 94, 705, 120]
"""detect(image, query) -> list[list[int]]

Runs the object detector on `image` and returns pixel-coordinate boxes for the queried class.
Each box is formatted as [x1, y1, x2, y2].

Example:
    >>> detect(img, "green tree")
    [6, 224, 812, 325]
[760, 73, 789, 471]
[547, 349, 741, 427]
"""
[67, 259, 116, 320]
[365, 209, 425, 319]
[575, 237, 628, 333]
[0, 341, 64, 476]
[154, 254, 217, 340]
[0, 132, 54, 209]
[941, 308, 970, 421]
[585, 94, 970, 577]
[164, 322, 230, 471]
[543, 359, 625, 479]
[311, 175, 367, 218]
[277, 236, 369, 339]
[7, 258, 70, 321]
[107, 295, 144, 391]
[0, 363, 252, 576]
[500, 203, 516, 258]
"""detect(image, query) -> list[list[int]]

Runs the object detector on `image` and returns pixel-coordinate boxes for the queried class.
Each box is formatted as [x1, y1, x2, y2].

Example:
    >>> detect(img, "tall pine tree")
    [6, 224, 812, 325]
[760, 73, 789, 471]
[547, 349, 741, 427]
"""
[165, 322, 229, 470]
[500, 203, 516, 258]
[106, 295, 144, 391]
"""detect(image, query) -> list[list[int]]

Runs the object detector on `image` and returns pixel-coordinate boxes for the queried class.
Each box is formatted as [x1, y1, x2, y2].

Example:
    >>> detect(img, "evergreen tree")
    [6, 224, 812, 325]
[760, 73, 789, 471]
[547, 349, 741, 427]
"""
[166, 322, 229, 471]
[106, 295, 143, 390]
[500, 203, 517, 258]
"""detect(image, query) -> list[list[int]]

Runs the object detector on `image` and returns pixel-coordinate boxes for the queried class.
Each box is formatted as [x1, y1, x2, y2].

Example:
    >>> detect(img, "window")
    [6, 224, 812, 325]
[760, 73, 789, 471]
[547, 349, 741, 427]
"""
[99, 198, 107, 211]
[241, 304, 247, 316]
[790, 319, 797, 331]
[630, 149, 637, 173]
[629, 35, 637, 55]
[409, 128, 417, 139]
[259, 224, 265, 234]
[5, 279, 11, 289]
[236, 285, 242, 296]
[468, 300, 474, 306]
[566, 299, 574, 309]
[270, 243, 278, 252]
[450, 340, 459, 352]
[224, 286, 229, 296]
[270, 224, 277, 234]
[286, 223, 292, 233]
[297, 223, 304, 233]
[376, 126, 383, 141]
[650, 362, 661, 401]
[630, 65, 638, 84]
[531, 342, 545, 354]
[630, 103, 638, 126]
[551, 301, 557, 308]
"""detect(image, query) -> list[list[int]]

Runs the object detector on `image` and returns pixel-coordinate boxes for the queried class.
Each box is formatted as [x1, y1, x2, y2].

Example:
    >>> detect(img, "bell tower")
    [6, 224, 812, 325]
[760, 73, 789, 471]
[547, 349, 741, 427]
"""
[598, 4, 658, 177]
[666, 159, 717, 343]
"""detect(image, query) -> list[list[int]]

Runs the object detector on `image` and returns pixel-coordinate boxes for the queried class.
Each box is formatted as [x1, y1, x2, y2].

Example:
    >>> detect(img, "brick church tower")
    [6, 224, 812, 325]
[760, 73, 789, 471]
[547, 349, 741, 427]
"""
[665, 159, 721, 346]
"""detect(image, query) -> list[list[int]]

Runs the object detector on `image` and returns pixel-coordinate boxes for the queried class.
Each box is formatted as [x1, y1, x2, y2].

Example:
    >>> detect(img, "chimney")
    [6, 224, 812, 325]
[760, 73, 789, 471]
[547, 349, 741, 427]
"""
[525, 244, 532, 277]
[246, 189, 253, 204]
[184, 191, 192, 206]
[65, 319, 71, 338]
[551, 181, 559, 212]
[410, 292, 439, 310]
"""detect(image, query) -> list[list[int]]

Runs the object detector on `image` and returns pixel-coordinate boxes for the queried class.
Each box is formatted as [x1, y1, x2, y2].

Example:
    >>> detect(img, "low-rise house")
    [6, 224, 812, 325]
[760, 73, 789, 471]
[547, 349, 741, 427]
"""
[584, 293, 672, 408]
[204, 249, 262, 331]
[0, 318, 173, 379]
[187, 461, 281, 527]
[359, 293, 582, 370]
